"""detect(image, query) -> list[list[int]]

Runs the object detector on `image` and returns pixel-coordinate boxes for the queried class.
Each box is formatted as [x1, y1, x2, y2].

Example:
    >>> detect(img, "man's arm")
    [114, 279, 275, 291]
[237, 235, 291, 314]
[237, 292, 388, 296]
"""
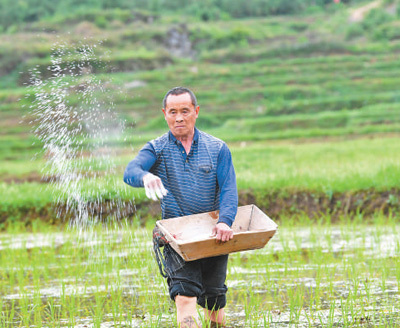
[212, 143, 238, 242]
[123, 143, 157, 187]
[124, 143, 167, 200]
[216, 143, 238, 226]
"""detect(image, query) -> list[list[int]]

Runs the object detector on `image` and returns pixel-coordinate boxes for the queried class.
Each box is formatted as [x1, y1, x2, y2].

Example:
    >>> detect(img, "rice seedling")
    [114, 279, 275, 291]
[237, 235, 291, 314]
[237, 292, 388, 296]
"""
[0, 192, 398, 327]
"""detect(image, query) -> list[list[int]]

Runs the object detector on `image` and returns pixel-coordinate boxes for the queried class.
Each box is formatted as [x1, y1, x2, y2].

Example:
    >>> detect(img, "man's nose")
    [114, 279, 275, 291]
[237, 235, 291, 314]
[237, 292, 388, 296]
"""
[176, 113, 183, 122]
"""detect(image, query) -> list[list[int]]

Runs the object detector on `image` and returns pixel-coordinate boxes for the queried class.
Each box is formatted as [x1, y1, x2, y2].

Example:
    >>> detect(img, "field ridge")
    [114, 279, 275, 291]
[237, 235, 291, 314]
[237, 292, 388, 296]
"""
[1, 188, 398, 230]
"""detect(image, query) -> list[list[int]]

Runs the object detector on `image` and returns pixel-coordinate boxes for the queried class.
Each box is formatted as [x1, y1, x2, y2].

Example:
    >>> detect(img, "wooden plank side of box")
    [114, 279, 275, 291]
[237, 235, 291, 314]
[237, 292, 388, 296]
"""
[156, 204, 278, 261]
[178, 230, 276, 261]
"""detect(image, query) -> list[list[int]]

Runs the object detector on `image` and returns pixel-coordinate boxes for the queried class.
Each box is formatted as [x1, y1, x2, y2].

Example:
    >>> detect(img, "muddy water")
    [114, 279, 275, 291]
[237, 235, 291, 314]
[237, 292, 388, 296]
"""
[226, 225, 400, 327]
[0, 224, 399, 327]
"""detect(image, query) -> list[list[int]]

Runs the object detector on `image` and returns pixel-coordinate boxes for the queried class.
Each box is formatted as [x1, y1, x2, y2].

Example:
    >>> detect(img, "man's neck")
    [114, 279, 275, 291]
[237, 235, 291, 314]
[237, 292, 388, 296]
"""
[174, 129, 195, 153]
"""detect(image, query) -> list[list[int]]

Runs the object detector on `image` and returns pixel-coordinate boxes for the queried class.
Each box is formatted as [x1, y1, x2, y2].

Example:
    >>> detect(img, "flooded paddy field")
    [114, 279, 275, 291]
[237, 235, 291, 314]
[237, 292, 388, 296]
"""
[0, 217, 399, 327]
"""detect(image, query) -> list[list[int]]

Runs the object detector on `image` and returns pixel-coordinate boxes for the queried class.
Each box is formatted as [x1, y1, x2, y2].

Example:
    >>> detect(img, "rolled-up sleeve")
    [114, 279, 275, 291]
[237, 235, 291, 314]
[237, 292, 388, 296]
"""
[123, 142, 157, 188]
[216, 143, 238, 227]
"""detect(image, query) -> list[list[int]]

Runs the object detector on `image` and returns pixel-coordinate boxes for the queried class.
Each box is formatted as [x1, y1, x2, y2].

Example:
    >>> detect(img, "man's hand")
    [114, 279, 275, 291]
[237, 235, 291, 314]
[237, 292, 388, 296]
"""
[212, 222, 234, 243]
[143, 173, 168, 201]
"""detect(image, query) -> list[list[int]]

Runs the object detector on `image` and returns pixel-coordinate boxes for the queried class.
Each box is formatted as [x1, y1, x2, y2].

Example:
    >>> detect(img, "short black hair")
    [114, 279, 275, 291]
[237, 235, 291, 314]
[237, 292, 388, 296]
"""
[163, 87, 198, 109]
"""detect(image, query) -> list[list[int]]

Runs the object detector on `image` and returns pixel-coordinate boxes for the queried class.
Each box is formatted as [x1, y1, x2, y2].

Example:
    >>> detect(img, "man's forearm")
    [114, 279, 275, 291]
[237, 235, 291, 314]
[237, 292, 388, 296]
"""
[123, 143, 157, 188]
[123, 162, 147, 187]
[218, 187, 238, 227]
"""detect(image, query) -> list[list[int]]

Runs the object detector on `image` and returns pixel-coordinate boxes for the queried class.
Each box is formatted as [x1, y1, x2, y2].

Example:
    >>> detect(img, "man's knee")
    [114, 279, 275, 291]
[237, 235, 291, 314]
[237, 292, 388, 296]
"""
[198, 294, 226, 311]
[198, 284, 228, 311]
[169, 279, 202, 301]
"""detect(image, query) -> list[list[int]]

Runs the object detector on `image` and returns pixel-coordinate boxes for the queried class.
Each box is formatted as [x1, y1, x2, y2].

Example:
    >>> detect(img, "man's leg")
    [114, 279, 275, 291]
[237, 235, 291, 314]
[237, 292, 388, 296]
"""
[198, 255, 229, 327]
[163, 246, 203, 327]
[176, 295, 200, 327]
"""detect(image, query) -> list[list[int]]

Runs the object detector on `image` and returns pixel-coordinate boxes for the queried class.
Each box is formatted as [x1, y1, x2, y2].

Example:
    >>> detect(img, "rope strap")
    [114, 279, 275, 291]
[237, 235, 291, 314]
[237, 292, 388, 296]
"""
[153, 226, 168, 278]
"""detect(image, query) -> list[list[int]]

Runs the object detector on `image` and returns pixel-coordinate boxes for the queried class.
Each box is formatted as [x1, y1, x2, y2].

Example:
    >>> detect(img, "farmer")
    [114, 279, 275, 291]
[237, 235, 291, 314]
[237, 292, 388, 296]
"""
[123, 86, 238, 327]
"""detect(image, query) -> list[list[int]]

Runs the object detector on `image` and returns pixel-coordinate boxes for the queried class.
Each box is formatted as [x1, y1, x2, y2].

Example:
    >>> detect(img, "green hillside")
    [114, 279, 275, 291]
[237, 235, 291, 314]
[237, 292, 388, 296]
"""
[0, 0, 400, 227]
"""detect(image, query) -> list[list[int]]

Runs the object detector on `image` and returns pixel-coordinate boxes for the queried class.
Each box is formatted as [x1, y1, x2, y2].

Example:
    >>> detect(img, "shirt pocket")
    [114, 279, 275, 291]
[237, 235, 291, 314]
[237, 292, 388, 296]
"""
[198, 164, 213, 174]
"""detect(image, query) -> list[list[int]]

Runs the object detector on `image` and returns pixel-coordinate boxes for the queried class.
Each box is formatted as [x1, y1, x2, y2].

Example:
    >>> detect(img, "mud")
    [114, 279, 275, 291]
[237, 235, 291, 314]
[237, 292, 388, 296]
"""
[0, 171, 54, 184]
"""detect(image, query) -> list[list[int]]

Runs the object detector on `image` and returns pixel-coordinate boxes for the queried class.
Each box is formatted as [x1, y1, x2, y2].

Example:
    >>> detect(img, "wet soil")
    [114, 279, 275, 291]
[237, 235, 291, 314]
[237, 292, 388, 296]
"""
[1, 187, 399, 229]
[0, 171, 51, 184]
[240, 188, 400, 220]
[0, 225, 399, 327]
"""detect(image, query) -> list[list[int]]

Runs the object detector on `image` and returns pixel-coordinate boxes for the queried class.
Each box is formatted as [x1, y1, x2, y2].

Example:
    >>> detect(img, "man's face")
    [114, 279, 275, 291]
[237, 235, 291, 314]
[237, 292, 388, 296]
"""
[162, 93, 199, 139]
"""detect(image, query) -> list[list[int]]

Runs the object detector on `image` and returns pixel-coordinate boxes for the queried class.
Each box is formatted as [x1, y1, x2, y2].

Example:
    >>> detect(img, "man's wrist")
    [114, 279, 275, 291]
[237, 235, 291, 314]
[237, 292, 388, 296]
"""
[140, 172, 150, 187]
[217, 220, 231, 228]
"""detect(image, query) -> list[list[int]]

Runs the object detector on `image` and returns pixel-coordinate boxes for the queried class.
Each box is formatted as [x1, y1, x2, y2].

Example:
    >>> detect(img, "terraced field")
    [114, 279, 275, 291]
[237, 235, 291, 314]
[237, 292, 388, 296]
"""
[0, 1, 399, 222]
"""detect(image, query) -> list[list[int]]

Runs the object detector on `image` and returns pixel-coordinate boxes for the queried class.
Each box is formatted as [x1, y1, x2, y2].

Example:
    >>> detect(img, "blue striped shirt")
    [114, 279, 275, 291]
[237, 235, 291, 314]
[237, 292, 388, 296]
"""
[123, 128, 238, 226]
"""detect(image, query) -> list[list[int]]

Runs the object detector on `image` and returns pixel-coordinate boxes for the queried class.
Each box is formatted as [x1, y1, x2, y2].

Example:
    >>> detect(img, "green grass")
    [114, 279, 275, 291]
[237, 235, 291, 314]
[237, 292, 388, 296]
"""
[1, 135, 398, 226]
[1, 136, 398, 193]
[231, 136, 400, 193]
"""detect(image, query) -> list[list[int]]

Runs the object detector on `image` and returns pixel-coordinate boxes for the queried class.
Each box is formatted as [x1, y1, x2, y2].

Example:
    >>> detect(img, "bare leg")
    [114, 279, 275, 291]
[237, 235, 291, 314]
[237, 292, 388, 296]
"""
[204, 308, 226, 327]
[175, 295, 200, 327]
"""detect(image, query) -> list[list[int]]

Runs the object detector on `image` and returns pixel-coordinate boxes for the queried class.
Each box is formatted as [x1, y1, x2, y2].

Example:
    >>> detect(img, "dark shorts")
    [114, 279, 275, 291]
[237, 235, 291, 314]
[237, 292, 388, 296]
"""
[163, 245, 228, 311]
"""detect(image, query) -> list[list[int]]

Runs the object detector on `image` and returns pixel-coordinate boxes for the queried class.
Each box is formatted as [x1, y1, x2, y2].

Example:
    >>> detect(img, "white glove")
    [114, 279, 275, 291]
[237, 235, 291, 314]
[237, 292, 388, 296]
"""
[143, 173, 168, 201]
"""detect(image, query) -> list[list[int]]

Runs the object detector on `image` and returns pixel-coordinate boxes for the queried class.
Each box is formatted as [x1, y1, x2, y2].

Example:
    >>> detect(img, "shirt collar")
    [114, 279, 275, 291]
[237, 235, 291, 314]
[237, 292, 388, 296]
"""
[169, 127, 199, 145]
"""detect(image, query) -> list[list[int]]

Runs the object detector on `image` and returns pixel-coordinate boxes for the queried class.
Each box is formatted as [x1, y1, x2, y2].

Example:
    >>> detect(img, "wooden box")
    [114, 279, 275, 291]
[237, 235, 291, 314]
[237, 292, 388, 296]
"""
[156, 204, 278, 261]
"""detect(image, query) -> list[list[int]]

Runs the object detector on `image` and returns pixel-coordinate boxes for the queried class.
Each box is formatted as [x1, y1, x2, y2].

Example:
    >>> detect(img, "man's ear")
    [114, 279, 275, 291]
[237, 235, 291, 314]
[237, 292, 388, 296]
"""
[162, 108, 166, 120]
[195, 106, 200, 118]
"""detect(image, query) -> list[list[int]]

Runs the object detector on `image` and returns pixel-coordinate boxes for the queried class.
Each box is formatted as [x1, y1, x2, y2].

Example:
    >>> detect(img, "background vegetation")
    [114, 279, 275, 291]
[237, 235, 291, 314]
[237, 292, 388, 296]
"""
[0, 0, 399, 228]
[0, 0, 366, 31]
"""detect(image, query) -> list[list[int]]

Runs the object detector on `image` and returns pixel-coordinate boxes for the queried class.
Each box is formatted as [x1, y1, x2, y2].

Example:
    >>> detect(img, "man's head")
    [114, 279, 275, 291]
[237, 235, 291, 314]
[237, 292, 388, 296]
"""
[162, 87, 200, 140]
[163, 87, 198, 109]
